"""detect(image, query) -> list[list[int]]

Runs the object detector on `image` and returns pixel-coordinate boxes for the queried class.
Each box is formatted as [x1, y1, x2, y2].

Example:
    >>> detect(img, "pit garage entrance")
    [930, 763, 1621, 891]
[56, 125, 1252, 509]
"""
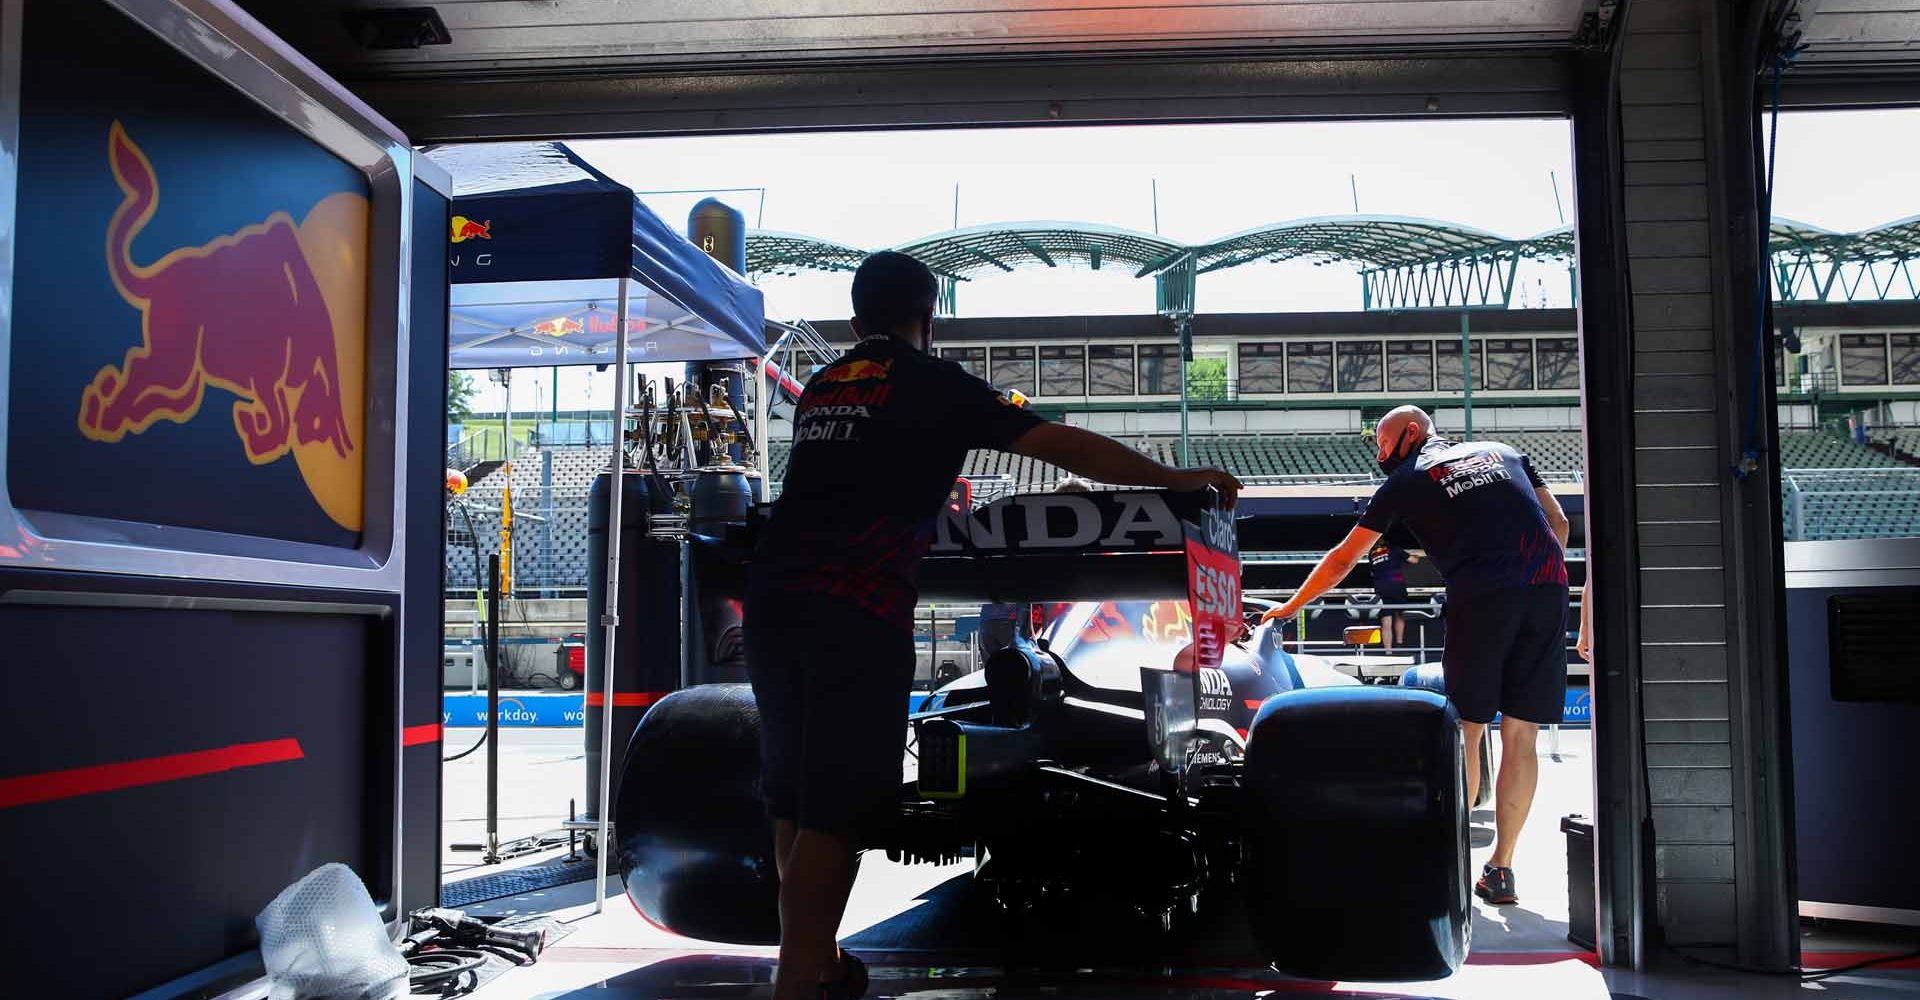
[6, 0, 1920, 997]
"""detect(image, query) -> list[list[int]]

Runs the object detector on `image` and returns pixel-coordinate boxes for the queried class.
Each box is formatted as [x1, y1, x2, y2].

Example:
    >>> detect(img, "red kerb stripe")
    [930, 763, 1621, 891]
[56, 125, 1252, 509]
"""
[0, 738, 305, 809]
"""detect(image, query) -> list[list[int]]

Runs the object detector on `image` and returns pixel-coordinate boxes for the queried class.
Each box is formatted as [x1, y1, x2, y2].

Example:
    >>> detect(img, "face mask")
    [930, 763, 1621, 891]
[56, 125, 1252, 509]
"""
[1377, 428, 1414, 476]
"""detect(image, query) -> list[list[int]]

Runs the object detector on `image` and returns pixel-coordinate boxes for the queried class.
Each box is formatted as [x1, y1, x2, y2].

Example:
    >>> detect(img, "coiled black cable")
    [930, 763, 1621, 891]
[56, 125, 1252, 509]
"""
[408, 948, 488, 997]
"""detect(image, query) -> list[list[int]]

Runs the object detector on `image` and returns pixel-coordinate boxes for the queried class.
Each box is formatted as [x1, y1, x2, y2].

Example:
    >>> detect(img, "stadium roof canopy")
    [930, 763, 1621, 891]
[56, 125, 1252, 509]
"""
[746, 213, 1920, 312]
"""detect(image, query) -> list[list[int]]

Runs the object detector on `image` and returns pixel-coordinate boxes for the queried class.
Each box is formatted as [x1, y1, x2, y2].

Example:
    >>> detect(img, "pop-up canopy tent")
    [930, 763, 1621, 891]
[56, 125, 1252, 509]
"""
[428, 141, 766, 368]
[426, 140, 768, 912]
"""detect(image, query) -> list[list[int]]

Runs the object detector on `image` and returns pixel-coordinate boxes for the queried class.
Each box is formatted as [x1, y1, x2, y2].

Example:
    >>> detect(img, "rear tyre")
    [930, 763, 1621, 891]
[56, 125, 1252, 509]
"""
[1241, 687, 1471, 981]
[615, 683, 779, 943]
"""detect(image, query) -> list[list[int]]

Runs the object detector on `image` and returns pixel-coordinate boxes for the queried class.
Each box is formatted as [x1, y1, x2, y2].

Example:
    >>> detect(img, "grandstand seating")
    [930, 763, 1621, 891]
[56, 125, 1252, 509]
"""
[446, 428, 1920, 591]
[1777, 430, 1898, 468]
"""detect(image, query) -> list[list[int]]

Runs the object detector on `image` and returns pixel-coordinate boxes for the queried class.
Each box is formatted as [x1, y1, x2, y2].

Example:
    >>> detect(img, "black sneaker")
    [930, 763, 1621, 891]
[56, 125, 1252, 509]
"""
[1475, 864, 1517, 905]
[818, 951, 869, 1000]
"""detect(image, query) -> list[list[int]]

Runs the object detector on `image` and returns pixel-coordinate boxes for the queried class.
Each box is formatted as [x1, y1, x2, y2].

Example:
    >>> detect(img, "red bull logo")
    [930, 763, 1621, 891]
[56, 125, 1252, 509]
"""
[450, 215, 491, 243]
[815, 358, 892, 384]
[531, 316, 584, 337]
[77, 122, 368, 531]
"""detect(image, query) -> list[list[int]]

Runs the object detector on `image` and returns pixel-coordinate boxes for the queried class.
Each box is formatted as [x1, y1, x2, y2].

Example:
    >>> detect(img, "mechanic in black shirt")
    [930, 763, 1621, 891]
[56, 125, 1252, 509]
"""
[1367, 541, 1421, 652]
[746, 251, 1242, 1000]
[1262, 405, 1570, 907]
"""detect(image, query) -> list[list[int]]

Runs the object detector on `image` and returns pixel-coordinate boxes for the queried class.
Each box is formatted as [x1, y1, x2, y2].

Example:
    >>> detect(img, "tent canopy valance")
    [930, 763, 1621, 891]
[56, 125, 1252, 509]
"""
[427, 141, 766, 369]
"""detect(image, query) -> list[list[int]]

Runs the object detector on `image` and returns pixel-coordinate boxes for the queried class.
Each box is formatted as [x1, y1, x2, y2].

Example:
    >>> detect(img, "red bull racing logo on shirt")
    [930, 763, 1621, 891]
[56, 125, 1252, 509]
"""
[76, 122, 369, 531]
[1428, 450, 1511, 499]
[815, 358, 892, 384]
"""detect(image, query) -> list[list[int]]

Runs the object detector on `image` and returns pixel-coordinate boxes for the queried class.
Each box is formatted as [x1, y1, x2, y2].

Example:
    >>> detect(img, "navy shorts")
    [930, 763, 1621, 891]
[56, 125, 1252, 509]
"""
[744, 585, 915, 841]
[1442, 584, 1569, 725]
[1374, 584, 1411, 618]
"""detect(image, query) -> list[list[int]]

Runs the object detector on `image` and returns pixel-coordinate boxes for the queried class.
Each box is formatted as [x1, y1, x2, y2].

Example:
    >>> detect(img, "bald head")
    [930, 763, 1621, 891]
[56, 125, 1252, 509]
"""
[1375, 405, 1433, 465]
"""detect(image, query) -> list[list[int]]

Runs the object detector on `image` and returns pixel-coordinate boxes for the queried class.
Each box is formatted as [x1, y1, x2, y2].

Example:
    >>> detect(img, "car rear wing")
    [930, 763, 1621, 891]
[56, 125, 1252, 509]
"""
[918, 488, 1241, 792]
[915, 488, 1223, 604]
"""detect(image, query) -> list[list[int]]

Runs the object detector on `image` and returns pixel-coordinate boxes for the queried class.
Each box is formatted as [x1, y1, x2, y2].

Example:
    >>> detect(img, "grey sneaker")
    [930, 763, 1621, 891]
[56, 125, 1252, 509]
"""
[1475, 864, 1518, 905]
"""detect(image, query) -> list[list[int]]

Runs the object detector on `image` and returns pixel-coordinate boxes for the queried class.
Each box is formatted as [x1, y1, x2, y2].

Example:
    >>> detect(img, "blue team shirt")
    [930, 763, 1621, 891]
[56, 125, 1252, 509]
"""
[1357, 438, 1567, 598]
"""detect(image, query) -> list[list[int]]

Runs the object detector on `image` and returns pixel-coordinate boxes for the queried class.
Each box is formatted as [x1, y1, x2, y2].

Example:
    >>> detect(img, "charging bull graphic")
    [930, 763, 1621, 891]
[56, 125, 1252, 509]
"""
[76, 122, 369, 531]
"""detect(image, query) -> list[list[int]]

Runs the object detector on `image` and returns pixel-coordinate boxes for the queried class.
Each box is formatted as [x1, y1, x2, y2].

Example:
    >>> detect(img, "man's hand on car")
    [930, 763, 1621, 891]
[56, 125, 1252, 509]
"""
[1170, 468, 1244, 508]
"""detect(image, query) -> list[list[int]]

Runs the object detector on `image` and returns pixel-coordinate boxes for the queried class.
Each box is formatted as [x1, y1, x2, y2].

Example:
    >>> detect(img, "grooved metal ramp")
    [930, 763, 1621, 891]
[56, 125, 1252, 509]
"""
[443, 854, 599, 908]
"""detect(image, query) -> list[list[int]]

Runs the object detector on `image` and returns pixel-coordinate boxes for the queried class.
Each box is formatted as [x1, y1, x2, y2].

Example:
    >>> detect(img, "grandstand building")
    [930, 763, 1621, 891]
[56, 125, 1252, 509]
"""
[449, 214, 1920, 600]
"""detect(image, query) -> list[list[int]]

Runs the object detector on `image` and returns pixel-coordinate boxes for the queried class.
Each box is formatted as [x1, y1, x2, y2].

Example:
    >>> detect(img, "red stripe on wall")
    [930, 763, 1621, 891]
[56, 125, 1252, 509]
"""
[1801, 951, 1920, 970]
[402, 723, 442, 747]
[586, 692, 667, 708]
[0, 738, 305, 809]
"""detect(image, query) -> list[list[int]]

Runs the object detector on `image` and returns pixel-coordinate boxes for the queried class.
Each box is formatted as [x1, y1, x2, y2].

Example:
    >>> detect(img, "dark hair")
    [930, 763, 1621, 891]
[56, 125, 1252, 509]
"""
[852, 251, 938, 332]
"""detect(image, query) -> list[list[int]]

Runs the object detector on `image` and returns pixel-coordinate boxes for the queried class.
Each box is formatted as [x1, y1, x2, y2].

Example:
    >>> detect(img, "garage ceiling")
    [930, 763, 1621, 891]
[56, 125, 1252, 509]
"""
[1793, 0, 1920, 67]
[225, 0, 1608, 140]
[239, 1, 1598, 76]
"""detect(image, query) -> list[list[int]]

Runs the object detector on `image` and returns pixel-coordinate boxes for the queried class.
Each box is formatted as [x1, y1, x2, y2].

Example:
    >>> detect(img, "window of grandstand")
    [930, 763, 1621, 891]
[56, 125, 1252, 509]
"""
[1435, 340, 1482, 391]
[1239, 342, 1286, 394]
[992, 345, 1038, 397]
[1840, 333, 1888, 386]
[1336, 340, 1385, 393]
[943, 346, 987, 381]
[1484, 339, 1535, 391]
[1287, 341, 1334, 393]
[1891, 333, 1920, 385]
[1386, 339, 1433, 393]
[1089, 344, 1135, 395]
[1039, 345, 1087, 396]
[1536, 337, 1580, 390]
[1138, 343, 1181, 395]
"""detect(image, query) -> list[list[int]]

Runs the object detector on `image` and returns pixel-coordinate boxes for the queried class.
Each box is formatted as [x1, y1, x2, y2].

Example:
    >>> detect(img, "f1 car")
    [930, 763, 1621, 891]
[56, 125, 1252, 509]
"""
[615, 489, 1472, 981]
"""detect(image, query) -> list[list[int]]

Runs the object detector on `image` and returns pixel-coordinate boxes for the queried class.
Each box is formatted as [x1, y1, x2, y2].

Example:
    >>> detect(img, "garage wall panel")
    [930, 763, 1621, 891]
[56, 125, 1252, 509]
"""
[1659, 882, 1738, 945]
[1647, 742, 1733, 767]
[1615, 0, 1747, 949]
[1646, 719, 1732, 744]
[1652, 804, 1734, 842]
[1625, 220, 1712, 256]
[1650, 765, 1734, 805]
[1635, 443, 1721, 480]
[1644, 679, 1731, 720]
[1642, 641, 1730, 682]
[1627, 138, 1710, 163]
[1625, 159, 1708, 187]
[1633, 293, 1715, 330]
[1636, 485, 1721, 522]
[1640, 607, 1727, 643]
[1658, 843, 1737, 880]
[1624, 184, 1712, 221]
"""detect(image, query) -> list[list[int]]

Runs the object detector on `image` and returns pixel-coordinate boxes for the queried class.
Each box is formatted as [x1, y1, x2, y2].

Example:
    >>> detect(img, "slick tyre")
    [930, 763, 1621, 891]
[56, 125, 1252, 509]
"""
[615, 684, 779, 943]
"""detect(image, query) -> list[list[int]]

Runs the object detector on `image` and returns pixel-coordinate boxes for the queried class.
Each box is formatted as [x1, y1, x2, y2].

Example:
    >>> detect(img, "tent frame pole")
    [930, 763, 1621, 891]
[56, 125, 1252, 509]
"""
[593, 281, 631, 914]
[755, 345, 771, 491]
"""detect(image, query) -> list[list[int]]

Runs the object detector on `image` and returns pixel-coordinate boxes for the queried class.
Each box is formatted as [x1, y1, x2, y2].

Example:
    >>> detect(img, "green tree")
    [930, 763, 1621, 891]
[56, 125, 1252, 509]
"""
[448, 371, 477, 425]
[1186, 357, 1229, 401]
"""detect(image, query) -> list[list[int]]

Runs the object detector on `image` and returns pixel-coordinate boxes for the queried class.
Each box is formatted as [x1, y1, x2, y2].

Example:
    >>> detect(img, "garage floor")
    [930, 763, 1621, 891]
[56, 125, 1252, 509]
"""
[442, 728, 1919, 999]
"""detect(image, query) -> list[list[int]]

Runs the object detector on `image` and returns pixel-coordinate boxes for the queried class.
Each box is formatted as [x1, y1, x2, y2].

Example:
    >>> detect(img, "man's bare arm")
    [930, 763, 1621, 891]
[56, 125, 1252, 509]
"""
[1263, 525, 1382, 621]
[1011, 422, 1243, 507]
[1535, 486, 1571, 548]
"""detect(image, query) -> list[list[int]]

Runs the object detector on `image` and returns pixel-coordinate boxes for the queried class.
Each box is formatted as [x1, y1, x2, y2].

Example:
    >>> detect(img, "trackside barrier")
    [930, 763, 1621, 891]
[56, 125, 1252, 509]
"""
[444, 693, 585, 727]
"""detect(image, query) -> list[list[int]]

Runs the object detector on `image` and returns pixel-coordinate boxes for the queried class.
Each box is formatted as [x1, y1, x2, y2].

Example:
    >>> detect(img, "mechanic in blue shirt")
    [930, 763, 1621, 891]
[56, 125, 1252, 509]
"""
[747, 251, 1242, 1000]
[1263, 405, 1570, 907]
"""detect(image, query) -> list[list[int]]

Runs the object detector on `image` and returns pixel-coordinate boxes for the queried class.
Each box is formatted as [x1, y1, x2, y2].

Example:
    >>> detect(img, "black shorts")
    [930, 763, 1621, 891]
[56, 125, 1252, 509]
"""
[1374, 584, 1411, 618]
[744, 586, 915, 841]
[1442, 584, 1569, 725]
